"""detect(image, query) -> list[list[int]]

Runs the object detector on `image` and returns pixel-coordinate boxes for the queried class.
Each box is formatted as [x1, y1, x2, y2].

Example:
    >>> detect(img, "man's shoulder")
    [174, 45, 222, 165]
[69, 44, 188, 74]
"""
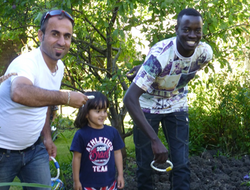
[153, 37, 175, 48]
[195, 41, 213, 57]
[148, 37, 175, 56]
[20, 47, 40, 56]
[197, 41, 212, 51]
[13, 48, 40, 63]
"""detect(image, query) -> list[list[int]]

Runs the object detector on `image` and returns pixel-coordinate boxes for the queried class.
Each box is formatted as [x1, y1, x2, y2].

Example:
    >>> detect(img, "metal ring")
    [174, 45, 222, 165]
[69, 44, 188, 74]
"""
[150, 160, 173, 172]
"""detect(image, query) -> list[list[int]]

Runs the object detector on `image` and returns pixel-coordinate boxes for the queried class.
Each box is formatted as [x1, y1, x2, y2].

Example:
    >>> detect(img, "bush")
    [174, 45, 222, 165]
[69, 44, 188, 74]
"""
[188, 68, 250, 156]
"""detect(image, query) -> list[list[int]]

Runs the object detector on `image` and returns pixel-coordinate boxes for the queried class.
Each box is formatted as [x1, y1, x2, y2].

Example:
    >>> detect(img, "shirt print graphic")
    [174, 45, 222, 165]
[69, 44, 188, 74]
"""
[86, 137, 113, 173]
[134, 37, 213, 114]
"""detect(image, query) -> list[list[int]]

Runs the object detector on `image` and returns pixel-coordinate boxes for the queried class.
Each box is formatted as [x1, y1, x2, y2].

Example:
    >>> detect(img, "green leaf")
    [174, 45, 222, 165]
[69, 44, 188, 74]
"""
[67, 0, 71, 7]
[204, 66, 208, 73]
[45, 1, 51, 8]
[34, 12, 43, 24]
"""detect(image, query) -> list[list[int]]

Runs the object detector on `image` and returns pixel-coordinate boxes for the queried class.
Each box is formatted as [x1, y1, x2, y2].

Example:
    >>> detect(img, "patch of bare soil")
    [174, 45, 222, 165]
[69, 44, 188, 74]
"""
[123, 151, 250, 190]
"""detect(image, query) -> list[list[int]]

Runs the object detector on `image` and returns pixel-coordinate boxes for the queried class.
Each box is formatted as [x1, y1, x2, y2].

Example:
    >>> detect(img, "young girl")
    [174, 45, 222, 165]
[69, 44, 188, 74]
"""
[70, 91, 125, 190]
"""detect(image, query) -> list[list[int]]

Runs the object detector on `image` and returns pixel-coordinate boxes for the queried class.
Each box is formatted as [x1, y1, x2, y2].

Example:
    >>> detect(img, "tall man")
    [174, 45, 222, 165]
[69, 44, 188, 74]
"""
[124, 8, 213, 190]
[0, 10, 88, 190]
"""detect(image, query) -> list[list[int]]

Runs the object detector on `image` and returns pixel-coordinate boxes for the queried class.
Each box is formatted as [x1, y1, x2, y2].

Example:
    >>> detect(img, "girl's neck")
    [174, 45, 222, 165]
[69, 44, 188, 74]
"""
[88, 123, 104, 129]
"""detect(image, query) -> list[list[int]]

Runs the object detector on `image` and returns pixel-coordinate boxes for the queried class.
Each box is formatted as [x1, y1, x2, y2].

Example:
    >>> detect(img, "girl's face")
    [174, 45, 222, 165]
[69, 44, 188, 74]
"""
[86, 108, 108, 129]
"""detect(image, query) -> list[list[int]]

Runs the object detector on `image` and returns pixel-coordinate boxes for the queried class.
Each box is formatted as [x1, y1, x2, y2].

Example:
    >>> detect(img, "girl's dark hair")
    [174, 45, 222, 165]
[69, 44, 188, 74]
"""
[74, 91, 109, 128]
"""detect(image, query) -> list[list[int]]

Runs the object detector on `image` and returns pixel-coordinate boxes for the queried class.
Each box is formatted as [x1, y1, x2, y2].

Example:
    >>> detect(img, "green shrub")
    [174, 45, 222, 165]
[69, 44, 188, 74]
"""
[188, 68, 250, 156]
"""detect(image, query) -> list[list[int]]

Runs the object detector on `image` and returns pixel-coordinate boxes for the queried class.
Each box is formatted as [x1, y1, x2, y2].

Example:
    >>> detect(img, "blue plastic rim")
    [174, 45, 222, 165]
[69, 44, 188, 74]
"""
[50, 156, 60, 181]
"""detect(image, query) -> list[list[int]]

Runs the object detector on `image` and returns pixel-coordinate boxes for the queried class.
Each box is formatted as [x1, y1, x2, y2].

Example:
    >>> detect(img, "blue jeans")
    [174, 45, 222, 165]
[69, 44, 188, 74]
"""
[133, 111, 190, 190]
[0, 142, 51, 190]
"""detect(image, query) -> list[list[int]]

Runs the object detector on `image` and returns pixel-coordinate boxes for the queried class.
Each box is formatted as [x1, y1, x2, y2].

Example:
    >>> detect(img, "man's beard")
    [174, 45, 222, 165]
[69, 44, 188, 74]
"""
[56, 52, 62, 57]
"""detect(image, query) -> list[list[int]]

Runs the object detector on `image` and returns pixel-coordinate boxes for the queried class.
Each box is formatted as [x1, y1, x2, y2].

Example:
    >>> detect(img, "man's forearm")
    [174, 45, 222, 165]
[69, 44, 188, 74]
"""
[11, 83, 67, 107]
[124, 88, 159, 141]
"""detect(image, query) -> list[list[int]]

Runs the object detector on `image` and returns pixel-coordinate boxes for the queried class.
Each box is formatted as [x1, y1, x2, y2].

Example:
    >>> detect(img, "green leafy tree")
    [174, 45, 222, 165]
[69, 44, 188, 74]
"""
[1, 0, 250, 157]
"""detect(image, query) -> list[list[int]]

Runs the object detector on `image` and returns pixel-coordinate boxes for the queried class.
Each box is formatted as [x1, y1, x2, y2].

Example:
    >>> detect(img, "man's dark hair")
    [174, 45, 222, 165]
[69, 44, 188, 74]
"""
[40, 10, 74, 34]
[177, 8, 202, 26]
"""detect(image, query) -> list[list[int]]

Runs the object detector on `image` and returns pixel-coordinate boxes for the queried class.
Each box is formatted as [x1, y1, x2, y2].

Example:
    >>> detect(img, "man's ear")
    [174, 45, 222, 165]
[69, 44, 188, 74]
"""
[38, 29, 43, 42]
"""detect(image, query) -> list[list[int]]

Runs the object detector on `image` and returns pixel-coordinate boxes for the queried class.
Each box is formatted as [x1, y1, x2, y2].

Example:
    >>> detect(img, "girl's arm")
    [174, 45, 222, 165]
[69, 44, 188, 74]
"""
[114, 149, 124, 189]
[72, 151, 83, 190]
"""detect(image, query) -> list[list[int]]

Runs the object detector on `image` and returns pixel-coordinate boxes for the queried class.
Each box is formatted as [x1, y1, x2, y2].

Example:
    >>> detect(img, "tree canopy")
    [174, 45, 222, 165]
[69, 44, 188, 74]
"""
[1, 0, 249, 156]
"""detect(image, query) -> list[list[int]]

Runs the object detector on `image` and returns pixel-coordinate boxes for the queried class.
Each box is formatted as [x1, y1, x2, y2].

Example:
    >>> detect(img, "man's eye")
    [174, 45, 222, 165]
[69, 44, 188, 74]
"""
[196, 30, 202, 34]
[183, 29, 189, 33]
[65, 35, 71, 39]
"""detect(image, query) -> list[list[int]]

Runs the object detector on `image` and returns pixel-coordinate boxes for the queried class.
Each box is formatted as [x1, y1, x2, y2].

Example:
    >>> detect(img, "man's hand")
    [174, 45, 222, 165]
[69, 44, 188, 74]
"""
[126, 65, 141, 81]
[151, 138, 168, 164]
[63, 91, 89, 108]
[0, 72, 17, 83]
[43, 138, 57, 159]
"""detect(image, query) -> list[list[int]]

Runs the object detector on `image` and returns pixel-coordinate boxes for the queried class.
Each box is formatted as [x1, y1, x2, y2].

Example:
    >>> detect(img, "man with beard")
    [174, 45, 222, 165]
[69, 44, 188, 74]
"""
[0, 10, 89, 190]
[124, 8, 213, 190]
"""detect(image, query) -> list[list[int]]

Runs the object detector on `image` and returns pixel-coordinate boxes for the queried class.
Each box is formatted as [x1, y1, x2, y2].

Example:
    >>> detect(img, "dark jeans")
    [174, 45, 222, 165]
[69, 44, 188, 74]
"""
[0, 142, 51, 190]
[133, 111, 190, 190]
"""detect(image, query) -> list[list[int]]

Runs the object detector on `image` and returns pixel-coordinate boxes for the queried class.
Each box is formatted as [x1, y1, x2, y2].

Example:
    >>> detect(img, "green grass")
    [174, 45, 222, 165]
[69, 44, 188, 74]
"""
[124, 131, 136, 158]
[9, 179, 22, 190]
[54, 129, 76, 163]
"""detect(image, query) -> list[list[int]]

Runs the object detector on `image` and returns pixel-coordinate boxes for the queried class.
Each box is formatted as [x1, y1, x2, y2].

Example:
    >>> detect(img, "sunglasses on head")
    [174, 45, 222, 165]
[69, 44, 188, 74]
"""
[41, 10, 74, 26]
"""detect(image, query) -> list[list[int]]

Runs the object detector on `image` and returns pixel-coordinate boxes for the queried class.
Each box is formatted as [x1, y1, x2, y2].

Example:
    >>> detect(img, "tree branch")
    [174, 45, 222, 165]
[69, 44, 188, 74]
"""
[84, 17, 107, 41]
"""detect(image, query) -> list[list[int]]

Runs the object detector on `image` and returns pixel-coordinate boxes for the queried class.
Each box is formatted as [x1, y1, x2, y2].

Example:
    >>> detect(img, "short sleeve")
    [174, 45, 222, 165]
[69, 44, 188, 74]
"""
[7, 56, 37, 84]
[112, 128, 125, 151]
[133, 55, 162, 92]
[70, 130, 84, 153]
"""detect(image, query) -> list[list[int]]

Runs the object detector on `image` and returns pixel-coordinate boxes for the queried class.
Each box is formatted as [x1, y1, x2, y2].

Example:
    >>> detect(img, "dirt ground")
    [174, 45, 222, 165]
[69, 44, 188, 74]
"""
[122, 150, 250, 190]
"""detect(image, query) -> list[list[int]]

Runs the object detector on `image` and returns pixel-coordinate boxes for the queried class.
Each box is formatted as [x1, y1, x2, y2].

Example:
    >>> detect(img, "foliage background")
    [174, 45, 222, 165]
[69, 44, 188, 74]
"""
[0, 0, 250, 157]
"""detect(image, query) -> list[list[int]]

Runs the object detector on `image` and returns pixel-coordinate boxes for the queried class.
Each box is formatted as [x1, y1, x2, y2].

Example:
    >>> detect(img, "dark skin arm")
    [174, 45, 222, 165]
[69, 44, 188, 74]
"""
[123, 82, 168, 163]
[126, 65, 141, 81]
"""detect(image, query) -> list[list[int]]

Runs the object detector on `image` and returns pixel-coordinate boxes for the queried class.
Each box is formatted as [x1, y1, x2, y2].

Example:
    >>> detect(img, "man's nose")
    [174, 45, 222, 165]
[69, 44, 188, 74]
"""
[57, 35, 65, 46]
[188, 31, 196, 38]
